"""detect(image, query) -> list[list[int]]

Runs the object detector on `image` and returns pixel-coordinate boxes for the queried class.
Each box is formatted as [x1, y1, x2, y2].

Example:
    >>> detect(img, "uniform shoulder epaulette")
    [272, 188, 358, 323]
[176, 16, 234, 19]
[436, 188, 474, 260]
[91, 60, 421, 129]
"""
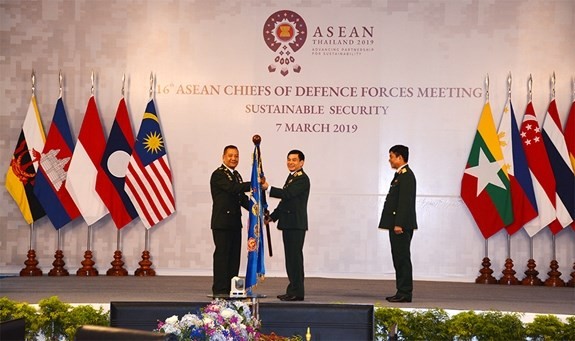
[399, 168, 407, 174]
[294, 170, 303, 177]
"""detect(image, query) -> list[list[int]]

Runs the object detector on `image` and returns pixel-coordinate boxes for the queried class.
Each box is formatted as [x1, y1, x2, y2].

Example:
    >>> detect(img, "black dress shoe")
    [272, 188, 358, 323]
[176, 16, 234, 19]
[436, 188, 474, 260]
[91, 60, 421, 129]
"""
[279, 295, 304, 301]
[277, 294, 289, 299]
[385, 295, 397, 301]
[387, 296, 411, 303]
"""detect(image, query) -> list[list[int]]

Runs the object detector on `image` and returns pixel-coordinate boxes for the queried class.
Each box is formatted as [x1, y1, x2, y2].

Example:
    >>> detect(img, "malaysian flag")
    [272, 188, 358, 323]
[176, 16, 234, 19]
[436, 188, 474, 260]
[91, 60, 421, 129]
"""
[124, 99, 175, 228]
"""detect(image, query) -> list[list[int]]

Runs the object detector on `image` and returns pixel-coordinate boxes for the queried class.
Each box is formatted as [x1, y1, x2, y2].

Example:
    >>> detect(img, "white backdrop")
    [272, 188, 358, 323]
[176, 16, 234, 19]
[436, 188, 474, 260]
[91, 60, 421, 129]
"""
[1, 0, 573, 283]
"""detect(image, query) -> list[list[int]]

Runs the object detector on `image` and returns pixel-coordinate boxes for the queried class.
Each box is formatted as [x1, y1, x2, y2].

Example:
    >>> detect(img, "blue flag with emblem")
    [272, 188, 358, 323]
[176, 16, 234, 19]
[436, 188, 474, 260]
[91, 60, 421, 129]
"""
[246, 144, 266, 292]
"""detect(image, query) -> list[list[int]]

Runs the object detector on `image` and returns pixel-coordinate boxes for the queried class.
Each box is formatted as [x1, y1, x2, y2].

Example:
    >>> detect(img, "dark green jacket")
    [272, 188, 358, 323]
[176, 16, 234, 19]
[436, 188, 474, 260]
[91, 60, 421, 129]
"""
[270, 169, 310, 230]
[378, 165, 418, 230]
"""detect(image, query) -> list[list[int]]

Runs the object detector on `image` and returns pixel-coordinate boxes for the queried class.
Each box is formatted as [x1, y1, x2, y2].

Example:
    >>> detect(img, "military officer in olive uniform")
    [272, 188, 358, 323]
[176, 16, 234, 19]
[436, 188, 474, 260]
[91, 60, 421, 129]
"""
[266, 150, 310, 301]
[379, 145, 417, 303]
[210, 145, 255, 296]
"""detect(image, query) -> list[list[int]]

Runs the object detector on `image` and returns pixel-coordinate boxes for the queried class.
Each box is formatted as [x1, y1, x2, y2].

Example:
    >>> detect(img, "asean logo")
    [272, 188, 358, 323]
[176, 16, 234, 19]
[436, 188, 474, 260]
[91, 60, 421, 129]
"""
[263, 10, 307, 76]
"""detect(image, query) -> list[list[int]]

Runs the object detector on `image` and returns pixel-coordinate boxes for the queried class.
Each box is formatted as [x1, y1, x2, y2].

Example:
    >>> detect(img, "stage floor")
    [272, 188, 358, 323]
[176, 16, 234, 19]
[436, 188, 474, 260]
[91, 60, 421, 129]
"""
[1, 276, 573, 316]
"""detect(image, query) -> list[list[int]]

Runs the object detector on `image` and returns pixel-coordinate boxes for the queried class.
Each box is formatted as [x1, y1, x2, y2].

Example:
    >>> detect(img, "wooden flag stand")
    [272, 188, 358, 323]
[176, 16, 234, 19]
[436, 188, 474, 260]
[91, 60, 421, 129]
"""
[20, 223, 42, 276]
[107, 229, 128, 276]
[49, 229, 69, 276]
[543, 235, 565, 287]
[475, 240, 497, 284]
[498, 234, 519, 285]
[567, 262, 575, 287]
[135, 228, 155, 276]
[521, 236, 542, 285]
[77, 225, 98, 276]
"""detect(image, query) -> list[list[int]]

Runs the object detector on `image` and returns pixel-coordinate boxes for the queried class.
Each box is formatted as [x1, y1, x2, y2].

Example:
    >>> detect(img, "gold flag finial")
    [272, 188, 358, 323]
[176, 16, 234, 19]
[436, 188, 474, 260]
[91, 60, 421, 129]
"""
[59, 70, 63, 98]
[485, 74, 490, 102]
[149, 72, 154, 98]
[91, 70, 95, 96]
[551, 71, 556, 99]
[306, 327, 311, 341]
[122, 73, 125, 97]
[528, 74, 533, 102]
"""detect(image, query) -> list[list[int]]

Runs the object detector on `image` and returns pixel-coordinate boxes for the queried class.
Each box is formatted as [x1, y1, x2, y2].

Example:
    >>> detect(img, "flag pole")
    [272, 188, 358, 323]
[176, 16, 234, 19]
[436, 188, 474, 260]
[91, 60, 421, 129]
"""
[521, 234, 542, 285]
[49, 228, 69, 276]
[499, 232, 519, 285]
[20, 222, 43, 276]
[135, 227, 155, 276]
[77, 224, 98, 276]
[18, 71, 43, 276]
[544, 233, 565, 287]
[106, 74, 129, 276]
[253, 134, 273, 257]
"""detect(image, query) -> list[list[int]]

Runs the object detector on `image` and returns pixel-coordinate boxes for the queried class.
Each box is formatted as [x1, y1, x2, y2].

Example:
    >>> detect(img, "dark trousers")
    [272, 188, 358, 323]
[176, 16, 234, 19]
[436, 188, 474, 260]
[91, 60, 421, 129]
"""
[389, 229, 413, 298]
[282, 229, 306, 297]
[212, 229, 241, 295]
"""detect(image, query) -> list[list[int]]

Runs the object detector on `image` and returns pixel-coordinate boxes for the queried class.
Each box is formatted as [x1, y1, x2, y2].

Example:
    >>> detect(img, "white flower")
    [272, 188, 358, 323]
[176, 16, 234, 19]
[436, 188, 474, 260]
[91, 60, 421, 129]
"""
[180, 313, 200, 329]
[220, 307, 236, 319]
[165, 315, 179, 325]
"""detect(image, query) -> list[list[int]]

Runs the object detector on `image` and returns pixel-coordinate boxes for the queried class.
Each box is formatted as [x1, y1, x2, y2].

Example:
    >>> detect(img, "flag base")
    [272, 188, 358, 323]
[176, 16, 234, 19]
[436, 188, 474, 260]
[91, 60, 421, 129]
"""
[77, 250, 99, 276]
[48, 250, 69, 276]
[521, 258, 542, 285]
[19, 249, 43, 276]
[106, 250, 128, 276]
[134, 250, 155, 276]
[567, 262, 575, 287]
[475, 257, 497, 284]
[498, 258, 519, 285]
[544, 260, 565, 287]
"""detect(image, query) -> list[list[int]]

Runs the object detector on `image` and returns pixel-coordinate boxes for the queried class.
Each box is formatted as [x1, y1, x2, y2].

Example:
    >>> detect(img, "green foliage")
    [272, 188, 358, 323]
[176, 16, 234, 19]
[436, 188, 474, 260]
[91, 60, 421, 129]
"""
[525, 314, 565, 341]
[0, 296, 109, 340]
[374, 305, 406, 340]
[373, 307, 572, 341]
[446, 310, 480, 341]
[401, 308, 451, 341]
[474, 311, 525, 341]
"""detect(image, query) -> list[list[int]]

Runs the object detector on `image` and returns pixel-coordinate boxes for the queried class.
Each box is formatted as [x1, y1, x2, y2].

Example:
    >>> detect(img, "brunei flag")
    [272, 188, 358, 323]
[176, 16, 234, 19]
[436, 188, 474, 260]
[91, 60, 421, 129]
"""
[461, 102, 513, 239]
[5, 95, 46, 224]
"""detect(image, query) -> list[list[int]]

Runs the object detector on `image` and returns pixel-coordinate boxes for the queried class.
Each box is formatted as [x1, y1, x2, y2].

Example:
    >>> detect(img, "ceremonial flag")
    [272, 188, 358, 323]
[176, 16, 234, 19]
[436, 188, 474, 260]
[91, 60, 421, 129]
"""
[5, 95, 46, 224]
[565, 100, 575, 230]
[461, 102, 513, 239]
[520, 101, 558, 236]
[498, 100, 538, 235]
[125, 99, 175, 229]
[65, 96, 109, 225]
[246, 144, 266, 291]
[96, 98, 138, 229]
[541, 99, 574, 231]
[34, 98, 80, 229]
[565, 100, 575, 170]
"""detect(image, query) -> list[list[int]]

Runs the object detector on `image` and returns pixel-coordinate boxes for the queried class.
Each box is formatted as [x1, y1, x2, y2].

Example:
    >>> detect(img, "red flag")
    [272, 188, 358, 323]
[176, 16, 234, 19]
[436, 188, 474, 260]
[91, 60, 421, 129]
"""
[564, 100, 575, 230]
[520, 102, 559, 236]
[65, 96, 109, 225]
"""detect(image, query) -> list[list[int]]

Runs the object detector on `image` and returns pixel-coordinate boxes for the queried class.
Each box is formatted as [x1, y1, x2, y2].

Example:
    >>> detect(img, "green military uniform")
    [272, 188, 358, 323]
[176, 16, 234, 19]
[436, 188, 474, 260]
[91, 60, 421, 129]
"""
[379, 164, 417, 300]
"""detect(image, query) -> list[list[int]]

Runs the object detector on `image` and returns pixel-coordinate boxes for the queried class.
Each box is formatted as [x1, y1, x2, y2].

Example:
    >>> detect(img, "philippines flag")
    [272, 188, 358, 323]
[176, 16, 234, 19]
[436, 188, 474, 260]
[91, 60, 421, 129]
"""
[34, 98, 80, 229]
[65, 96, 109, 225]
[541, 99, 574, 231]
[498, 100, 538, 235]
[125, 99, 175, 229]
[96, 98, 138, 229]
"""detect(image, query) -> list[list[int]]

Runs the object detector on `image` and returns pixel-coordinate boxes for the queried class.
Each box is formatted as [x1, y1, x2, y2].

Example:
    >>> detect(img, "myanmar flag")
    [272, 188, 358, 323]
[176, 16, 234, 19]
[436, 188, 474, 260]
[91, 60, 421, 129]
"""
[461, 102, 513, 238]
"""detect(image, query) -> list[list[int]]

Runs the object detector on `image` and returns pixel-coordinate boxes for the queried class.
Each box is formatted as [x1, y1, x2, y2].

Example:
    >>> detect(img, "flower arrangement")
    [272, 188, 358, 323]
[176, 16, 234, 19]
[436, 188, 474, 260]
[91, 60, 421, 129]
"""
[155, 299, 261, 341]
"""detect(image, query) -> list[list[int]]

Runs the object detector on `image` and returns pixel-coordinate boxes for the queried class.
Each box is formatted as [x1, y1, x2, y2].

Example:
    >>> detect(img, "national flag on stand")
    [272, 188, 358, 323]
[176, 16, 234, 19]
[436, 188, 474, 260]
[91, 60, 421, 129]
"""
[498, 100, 538, 235]
[65, 96, 109, 225]
[96, 98, 138, 229]
[5, 95, 46, 224]
[564, 100, 575, 170]
[520, 101, 558, 236]
[125, 99, 175, 229]
[462, 102, 513, 239]
[541, 99, 575, 231]
[34, 98, 80, 229]
[564, 100, 575, 230]
[246, 144, 266, 291]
